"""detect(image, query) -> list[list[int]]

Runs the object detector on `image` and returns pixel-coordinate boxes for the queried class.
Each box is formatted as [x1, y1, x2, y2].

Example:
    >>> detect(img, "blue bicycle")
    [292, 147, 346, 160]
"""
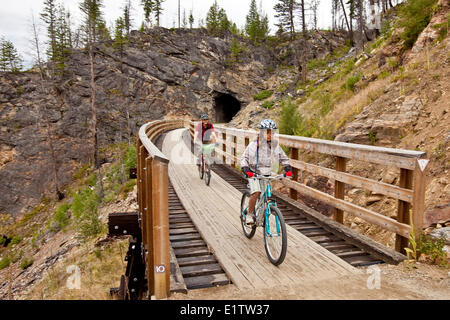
[240, 174, 288, 266]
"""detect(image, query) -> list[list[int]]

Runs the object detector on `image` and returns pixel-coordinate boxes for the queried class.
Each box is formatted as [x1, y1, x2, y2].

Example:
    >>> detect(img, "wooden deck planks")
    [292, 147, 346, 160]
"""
[162, 129, 358, 290]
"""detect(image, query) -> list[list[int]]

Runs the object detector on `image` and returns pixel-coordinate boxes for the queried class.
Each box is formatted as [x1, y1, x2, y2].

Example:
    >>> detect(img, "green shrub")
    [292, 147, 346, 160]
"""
[20, 257, 33, 270]
[262, 101, 275, 109]
[342, 59, 355, 75]
[119, 180, 136, 198]
[317, 92, 332, 116]
[52, 203, 71, 232]
[307, 58, 327, 70]
[342, 73, 361, 92]
[398, 0, 439, 51]
[123, 144, 137, 173]
[73, 164, 91, 180]
[277, 83, 289, 93]
[378, 70, 390, 79]
[0, 256, 11, 270]
[279, 98, 303, 135]
[369, 130, 377, 145]
[418, 234, 448, 266]
[72, 187, 102, 240]
[253, 90, 274, 101]
[11, 236, 21, 246]
[433, 15, 450, 42]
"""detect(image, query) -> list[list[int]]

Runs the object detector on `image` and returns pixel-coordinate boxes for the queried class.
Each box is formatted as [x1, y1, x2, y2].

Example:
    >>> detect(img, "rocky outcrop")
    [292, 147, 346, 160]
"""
[0, 28, 347, 217]
[0, 29, 267, 216]
[335, 91, 423, 146]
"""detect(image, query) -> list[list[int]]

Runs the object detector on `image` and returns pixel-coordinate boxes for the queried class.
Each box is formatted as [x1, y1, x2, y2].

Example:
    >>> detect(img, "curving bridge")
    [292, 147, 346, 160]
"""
[108, 119, 429, 300]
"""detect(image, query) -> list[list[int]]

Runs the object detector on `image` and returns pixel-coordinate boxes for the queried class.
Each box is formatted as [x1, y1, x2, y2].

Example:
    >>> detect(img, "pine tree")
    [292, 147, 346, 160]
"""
[206, 1, 231, 36]
[113, 16, 128, 53]
[0, 39, 23, 73]
[341, 0, 354, 45]
[123, 1, 133, 36]
[40, 0, 58, 62]
[218, 8, 230, 33]
[79, 0, 105, 43]
[182, 9, 187, 28]
[30, 10, 44, 74]
[141, 0, 153, 27]
[245, 0, 269, 43]
[54, 4, 72, 73]
[206, 1, 220, 34]
[79, 0, 105, 169]
[189, 10, 194, 29]
[153, 0, 164, 27]
[245, 0, 261, 42]
[274, 0, 299, 40]
[310, 0, 320, 30]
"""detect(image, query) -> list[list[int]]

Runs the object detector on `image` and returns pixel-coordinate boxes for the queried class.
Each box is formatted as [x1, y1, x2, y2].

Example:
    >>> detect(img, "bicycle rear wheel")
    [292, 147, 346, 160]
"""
[263, 204, 287, 266]
[240, 190, 256, 239]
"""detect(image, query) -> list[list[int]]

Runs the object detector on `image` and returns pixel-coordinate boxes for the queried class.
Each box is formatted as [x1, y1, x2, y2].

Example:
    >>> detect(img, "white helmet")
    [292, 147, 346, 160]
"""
[258, 119, 277, 130]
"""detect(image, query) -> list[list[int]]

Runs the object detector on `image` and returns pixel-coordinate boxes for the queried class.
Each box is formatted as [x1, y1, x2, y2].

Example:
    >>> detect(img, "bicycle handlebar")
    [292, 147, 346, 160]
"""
[251, 173, 291, 180]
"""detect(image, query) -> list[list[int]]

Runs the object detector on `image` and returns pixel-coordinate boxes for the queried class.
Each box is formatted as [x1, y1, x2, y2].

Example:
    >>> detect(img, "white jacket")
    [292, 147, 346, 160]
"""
[240, 139, 290, 176]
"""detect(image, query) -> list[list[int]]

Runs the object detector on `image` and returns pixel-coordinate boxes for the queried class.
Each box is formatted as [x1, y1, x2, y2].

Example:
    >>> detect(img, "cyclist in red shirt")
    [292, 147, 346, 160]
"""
[194, 113, 217, 168]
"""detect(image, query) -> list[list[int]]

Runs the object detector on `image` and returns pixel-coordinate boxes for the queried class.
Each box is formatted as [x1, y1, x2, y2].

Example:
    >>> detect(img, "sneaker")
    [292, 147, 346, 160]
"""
[245, 214, 255, 225]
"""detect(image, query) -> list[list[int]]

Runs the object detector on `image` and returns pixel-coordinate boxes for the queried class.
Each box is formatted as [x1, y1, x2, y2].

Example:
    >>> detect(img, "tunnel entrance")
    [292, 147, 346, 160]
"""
[214, 93, 241, 123]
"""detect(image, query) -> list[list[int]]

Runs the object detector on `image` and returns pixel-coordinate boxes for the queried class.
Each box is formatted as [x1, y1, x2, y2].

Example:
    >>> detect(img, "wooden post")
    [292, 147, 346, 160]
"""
[151, 160, 170, 299]
[189, 121, 194, 140]
[395, 168, 413, 253]
[232, 135, 237, 168]
[289, 148, 299, 200]
[137, 137, 142, 213]
[144, 157, 154, 297]
[333, 156, 347, 224]
[412, 159, 428, 241]
[222, 132, 227, 165]
[139, 145, 148, 247]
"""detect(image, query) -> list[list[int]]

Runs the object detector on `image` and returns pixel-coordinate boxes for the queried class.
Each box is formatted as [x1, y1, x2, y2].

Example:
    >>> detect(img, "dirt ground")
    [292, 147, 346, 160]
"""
[168, 262, 449, 300]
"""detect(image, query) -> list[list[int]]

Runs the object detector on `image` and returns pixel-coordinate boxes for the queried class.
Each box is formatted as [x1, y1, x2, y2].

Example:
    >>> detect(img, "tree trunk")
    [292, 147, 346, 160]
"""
[33, 13, 62, 199]
[290, 2, 295, 40]
[339, 0, 354, 46]
[89, 44, 98, 168]
[358, 0, 365, 50]
[301, 0, 307, 84]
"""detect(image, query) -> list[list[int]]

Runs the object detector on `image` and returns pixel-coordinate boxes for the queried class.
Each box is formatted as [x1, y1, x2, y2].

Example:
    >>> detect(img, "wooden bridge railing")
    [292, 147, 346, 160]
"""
[137, 119, 184, 299]
[189, 121, 429, 254]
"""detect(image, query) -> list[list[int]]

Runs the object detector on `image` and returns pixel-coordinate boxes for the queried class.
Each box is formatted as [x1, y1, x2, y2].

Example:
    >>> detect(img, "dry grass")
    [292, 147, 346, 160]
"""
[330, 77, 390, 131]
[24, 239, 128, 300]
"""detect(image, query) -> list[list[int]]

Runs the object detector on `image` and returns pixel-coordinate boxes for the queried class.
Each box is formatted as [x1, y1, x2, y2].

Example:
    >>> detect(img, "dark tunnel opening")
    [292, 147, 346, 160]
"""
[214, 93, 241, 123]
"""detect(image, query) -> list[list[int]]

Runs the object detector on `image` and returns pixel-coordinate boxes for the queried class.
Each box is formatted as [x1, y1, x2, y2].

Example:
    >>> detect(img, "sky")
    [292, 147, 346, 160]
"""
[0, 0, 333, 68]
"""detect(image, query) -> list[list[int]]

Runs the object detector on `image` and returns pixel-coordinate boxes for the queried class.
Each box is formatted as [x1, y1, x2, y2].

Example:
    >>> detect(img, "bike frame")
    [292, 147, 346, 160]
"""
[252, 175, 284, 236]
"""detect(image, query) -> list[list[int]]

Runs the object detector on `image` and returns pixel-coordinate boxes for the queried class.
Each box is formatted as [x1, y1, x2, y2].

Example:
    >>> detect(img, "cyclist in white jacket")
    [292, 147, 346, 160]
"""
[240, 119, 292, 225]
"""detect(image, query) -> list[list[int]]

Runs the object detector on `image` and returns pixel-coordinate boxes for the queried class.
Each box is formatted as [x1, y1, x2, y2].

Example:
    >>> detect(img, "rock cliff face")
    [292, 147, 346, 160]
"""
[1, 27, 345, 217]
[0, 29, 261, 216]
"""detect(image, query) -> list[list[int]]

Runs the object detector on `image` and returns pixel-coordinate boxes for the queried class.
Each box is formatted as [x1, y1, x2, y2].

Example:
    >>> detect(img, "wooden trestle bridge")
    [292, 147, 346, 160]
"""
[108, 119, 428, 300]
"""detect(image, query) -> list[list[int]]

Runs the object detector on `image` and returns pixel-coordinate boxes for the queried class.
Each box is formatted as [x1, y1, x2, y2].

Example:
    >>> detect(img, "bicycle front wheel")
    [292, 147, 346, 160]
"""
[204, 163, 211, 186]
[263, 204, 287, 266]
[198, 160, 204, 180]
